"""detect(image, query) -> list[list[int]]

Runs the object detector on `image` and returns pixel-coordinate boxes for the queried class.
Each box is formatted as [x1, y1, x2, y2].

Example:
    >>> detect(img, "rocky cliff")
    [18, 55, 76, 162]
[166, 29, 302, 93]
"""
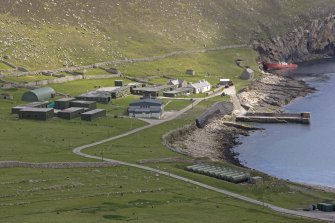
[255, 15, 335, 63]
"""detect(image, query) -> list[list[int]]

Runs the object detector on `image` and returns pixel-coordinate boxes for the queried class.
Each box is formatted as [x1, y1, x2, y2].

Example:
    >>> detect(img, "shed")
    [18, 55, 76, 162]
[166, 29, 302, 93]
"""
[115, 80, 123, 87]
[163, 87, 193, 97]
[12, 101, 49, 114]
[69, 100, 97, 111]
[54, 98, 76, 110]
[0, 93, 13, 100]
[219, 79, 233, 86]
[240, 68, 254, 80]
[18, 108, 54, 120]
[81, 109, 106, 121]
[75, 91, 111, 103]
[131, 85, 174, 97]
[186, 69, 196, 76]
[58, 107, 85, 120]
[22, 87, 56, 102]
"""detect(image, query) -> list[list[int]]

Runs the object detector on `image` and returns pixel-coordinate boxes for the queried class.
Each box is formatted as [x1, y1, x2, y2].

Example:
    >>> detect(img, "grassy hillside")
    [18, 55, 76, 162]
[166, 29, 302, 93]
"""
[0, 2, 335, 222]
[1, 0, 335, 69]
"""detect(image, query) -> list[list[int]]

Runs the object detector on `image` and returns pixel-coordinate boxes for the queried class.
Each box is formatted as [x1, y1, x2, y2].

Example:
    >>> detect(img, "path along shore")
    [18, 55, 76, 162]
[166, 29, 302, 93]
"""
[170, 73, 317, 167]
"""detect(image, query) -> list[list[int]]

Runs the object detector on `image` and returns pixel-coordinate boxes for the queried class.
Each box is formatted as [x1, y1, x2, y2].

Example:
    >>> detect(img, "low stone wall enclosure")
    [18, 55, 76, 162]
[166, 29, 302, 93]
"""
[0, 161, 119, 169]
[1, 74, 120, 89]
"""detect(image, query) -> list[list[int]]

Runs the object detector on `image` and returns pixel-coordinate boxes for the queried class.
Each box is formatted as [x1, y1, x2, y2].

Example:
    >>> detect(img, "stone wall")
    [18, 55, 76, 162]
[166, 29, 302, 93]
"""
[0, 161, 119, 169]
[1, 74, 120, 89]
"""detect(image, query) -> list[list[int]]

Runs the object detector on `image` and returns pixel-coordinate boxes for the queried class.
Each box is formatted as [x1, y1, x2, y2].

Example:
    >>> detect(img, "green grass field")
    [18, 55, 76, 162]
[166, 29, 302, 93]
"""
[83, 98, 334, 210]
[0, 47, 333, 222]
[0, 167, 322, 223]
[119, 48, 259, 91]
[0, 62, 12, 70]
[3, 75, 55, 83]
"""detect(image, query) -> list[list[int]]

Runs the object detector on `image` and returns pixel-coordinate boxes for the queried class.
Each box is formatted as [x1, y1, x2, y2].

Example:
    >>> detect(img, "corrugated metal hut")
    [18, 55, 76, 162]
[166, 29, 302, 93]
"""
[21, 87, 56, 102]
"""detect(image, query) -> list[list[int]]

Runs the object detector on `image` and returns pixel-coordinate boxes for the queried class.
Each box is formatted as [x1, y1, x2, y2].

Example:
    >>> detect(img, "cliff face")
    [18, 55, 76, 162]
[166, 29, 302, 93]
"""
[255, 15, 335, 62]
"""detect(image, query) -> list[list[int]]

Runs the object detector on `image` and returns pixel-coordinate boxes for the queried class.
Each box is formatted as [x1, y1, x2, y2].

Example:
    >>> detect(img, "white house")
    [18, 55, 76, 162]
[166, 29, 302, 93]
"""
[188, 80, 211, 94]
[128, 98, 164, 119]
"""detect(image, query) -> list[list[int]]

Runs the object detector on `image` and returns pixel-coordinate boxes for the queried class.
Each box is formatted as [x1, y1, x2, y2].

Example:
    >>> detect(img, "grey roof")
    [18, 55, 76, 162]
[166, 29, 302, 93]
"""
[20, 108, 53, 112]
[128, 108, 162, 113]
[71, 100, 96, 104]
[56, 97, 76, 102]
[164, 87, 193, 94]
[59, 107, 84, 113]
[13, 101, 49, 109]
[134, 85, 170, 92]
[244, 68, 254, 74]
[130, 98, 164, 106]
[82, 109, 105, 115]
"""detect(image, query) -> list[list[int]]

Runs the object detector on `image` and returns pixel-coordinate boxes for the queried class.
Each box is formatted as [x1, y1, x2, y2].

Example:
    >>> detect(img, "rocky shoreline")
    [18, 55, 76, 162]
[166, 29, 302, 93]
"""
[169, 73, 314, 166]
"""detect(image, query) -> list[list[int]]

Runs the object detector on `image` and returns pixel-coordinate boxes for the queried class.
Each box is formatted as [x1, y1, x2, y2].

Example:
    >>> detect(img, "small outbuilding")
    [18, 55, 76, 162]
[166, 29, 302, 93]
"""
[0, 93, 13, 100]
[18, 108, 54, 121]
[81, 109, 106, 121]
[131, 85, 174, 98]
[115, 80, 123, 87]
[186, 69, 196, 76]
[12, 101, 49, 114]
[57, 107, 85, 120]
[219, 79, 233, 86]
[69, 100, 97, 111]
[163, 87, 193, 97]
[128, 98, 164, 119]
[54, 98, 76, 110]
[21, 87, 56, 102]
[240, 68, 254, 80]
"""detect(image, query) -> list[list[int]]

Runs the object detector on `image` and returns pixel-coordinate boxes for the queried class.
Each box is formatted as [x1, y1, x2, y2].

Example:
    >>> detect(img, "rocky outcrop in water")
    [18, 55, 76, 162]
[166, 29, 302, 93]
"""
[255, 15, 335, 62]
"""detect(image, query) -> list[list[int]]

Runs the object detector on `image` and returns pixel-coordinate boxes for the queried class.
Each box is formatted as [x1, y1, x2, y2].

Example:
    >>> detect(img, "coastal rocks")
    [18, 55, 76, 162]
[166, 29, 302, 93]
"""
[255, 15, 335, 62]
[168, 118, 249, 165]
[238, 74, 315, 111]
[168, 74, 314, 165]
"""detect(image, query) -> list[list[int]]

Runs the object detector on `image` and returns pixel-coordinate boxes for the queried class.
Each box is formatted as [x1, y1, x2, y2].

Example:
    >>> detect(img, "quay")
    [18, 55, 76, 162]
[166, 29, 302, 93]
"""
[236, 112, 311, 124]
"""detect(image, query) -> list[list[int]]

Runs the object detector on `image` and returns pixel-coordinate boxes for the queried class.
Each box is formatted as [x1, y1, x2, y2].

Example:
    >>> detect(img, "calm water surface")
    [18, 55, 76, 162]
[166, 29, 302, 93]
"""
[234, 59, 335, 187]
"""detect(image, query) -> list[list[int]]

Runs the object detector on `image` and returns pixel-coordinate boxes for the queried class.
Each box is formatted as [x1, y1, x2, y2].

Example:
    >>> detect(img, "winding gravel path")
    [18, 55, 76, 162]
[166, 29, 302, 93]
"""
[72, 87, 335, 222]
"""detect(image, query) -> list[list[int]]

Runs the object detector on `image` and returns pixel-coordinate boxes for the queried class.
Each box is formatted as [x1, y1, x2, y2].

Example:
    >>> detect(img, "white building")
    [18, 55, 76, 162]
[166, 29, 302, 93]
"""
[188, 80, 211, 94]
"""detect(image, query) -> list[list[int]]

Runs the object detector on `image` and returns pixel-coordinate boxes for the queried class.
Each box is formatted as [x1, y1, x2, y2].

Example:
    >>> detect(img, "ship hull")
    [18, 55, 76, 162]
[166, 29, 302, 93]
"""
[263, 63, 298, 70]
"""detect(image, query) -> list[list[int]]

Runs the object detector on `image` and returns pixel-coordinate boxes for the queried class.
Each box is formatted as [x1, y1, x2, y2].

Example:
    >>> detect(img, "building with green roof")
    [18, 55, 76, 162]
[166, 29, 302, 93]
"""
[21, 87, 56, 102]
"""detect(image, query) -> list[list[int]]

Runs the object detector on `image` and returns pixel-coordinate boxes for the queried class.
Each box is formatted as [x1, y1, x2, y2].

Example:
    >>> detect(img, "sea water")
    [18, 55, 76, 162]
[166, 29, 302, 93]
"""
[233, 59, 335, 187]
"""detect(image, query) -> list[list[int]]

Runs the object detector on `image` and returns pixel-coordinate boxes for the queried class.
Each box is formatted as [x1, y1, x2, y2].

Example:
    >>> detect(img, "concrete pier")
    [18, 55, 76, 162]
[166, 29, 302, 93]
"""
[236, 112, 311, 124]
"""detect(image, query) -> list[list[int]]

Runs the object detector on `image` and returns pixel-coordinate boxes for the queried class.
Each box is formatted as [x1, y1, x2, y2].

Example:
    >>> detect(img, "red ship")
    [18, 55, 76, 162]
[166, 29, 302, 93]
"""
[263, 62, 298, 70]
